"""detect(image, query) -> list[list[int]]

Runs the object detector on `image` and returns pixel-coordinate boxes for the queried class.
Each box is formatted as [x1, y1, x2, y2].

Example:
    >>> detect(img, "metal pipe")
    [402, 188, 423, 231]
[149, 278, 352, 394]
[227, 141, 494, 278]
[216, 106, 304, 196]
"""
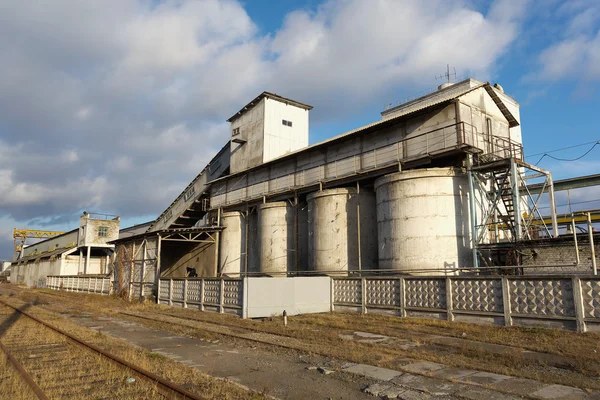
[510, 157, 522, 241]
[572, 215, 580, 265]
[356, 182, 362, 273]
[245, 209, 249, 275]
[588, 212, 597, 275]
[547, 173, 559, 238]
[466, 155, 479, 268]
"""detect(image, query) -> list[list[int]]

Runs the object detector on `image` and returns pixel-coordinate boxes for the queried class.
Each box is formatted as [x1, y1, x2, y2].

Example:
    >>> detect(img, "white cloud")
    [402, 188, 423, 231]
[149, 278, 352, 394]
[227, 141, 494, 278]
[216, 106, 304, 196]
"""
[0, 0, 526, 259]
[535, 1, 600, 82]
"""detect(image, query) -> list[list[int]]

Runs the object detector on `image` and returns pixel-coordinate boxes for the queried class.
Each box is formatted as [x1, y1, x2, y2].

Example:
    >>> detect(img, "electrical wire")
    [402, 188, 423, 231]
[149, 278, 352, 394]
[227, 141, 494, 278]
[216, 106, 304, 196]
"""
[526, 139, 600, 158]
[534, 141, 600, 166]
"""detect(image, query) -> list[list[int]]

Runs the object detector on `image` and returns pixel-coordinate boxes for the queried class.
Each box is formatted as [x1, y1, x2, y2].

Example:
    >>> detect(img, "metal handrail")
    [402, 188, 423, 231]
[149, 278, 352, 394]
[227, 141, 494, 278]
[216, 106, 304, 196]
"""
[212, 122, 523, 207]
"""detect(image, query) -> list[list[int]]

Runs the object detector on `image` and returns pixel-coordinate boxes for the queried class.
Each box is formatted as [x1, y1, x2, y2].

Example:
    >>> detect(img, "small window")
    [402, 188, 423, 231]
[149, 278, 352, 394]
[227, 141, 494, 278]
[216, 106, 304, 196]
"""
[163, 209, 172, 222]
[232, 127, 240, 136]
[98, 226, 108, 238]
[282, 120, 293, 127]
[184, 186, 196, 201]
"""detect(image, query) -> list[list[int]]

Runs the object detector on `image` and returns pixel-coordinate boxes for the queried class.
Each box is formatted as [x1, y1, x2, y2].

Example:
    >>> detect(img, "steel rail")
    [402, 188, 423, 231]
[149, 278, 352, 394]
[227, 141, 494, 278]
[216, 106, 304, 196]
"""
[0, 299, 207, 400]
[0, 339, 49, 400]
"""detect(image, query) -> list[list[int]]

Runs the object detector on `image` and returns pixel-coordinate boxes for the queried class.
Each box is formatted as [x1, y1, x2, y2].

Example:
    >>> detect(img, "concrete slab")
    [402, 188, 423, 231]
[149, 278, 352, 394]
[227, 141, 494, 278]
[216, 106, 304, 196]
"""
[401, 361, 446, 375]
[430, 367, 478, 380]
[491, 377, 546, 396]
[461, 371, 511, 386]
[342, 363, 403, 381]
[364, 382, 393, 397]
[391, 374, 459, 396]
[458, 386, 525, 400]
[530, 384, 589, 400]
[379, 385, 408, 399]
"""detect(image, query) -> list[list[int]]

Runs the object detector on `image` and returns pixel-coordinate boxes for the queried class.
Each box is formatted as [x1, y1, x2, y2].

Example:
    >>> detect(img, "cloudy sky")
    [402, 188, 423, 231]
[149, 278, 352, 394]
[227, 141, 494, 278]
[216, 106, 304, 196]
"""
[1, 0, 600, 260]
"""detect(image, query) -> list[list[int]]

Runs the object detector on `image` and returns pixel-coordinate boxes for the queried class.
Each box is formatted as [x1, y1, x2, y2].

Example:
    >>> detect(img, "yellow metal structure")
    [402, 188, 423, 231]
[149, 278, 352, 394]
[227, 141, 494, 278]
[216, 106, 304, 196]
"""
[13, 229, 65, 253]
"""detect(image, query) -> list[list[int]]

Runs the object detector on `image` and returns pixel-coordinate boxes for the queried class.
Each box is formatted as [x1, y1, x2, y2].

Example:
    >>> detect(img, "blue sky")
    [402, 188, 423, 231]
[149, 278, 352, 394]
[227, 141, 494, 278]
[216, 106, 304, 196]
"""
[0, 0, 599, 260]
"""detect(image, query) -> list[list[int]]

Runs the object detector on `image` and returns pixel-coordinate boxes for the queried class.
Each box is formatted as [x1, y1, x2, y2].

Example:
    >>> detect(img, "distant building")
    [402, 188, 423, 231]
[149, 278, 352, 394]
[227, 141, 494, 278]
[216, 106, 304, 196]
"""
[11, 212, 123, 287]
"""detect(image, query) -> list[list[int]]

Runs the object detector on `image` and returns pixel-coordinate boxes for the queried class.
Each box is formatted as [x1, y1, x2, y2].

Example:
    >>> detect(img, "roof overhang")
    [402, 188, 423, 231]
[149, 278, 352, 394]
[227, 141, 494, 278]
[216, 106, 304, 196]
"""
[227, 91, 313, 123]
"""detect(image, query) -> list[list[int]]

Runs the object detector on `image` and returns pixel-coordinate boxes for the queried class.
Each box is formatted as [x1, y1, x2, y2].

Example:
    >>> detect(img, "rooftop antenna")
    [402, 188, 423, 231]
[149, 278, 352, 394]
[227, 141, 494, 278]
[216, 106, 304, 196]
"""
[435, 64, 457, 83]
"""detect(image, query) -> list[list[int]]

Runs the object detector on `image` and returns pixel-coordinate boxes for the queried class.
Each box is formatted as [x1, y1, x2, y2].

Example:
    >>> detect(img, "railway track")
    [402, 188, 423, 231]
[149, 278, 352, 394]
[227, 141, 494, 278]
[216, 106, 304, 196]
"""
[0, 299, 206, 400]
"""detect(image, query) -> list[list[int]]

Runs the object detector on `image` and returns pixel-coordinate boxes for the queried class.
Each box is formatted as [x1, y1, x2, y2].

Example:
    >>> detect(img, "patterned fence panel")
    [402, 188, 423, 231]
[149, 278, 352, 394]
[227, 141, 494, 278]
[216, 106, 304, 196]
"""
[186, 280, 202, 304]
[508, 278, 575, 317]
[452, 278, 503, 313]
[171, 280, 184, 302]
[223, 280, 243, 308]
[203, 280, 221, 305]
[46, 276, 111, 295]
[405, 278, 446, 310]
[581, 279, 600, 319]
[157, 278, 243, 316]
[365, 279, 400, 308]
[333, 279, 361, 305]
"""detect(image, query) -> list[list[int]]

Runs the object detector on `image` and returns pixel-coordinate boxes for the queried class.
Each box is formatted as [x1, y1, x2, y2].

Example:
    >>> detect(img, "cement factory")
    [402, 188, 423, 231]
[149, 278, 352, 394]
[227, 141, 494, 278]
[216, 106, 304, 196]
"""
[6, 78, 600, 326]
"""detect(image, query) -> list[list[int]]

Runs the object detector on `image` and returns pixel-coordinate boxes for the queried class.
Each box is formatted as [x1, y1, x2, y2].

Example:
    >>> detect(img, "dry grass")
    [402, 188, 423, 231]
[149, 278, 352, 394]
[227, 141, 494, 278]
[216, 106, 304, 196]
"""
[6, 287, 600, 392]
[0, 295, 265, 400]
[0, 345, 37, 400]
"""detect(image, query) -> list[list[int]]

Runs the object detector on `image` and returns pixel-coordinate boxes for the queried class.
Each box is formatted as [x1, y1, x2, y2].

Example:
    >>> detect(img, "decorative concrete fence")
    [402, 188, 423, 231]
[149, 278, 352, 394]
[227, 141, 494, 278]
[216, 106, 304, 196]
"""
[157, 277, 331, 318]
[332, 276, 600, 333]
[46, 275, 112, 295]
[158, 278, 244, 316]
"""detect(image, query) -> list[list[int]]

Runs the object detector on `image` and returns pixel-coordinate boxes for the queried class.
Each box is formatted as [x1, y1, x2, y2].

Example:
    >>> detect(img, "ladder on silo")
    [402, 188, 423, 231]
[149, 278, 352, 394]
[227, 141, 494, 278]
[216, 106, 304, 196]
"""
[492, 169, 518, 241]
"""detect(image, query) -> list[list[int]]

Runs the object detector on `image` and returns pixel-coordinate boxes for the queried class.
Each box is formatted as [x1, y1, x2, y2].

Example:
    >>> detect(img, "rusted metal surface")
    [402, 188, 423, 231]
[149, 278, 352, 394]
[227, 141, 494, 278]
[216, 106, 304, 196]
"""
[0, 339, 49, 400]
[0, 299, 207, 400]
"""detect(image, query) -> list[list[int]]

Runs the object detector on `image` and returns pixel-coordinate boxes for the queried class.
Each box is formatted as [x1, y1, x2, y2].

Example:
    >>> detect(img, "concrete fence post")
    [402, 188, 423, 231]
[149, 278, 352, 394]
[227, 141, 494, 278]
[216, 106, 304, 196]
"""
[446, 277, 454, 322]
[168, 279, 173, 306]
[330, 278, 335, 313]
[361, 278, 367, 314]
[200, 279, 205, 312]
[183, 279, 188, 309]
[101, 278, 105, 295]
[219, 279, 225, 314]
[501, 277, 513, 326]
[572, 277, 587, 333]
[399, 277, 406, 318]
[156, 278, 161, 304]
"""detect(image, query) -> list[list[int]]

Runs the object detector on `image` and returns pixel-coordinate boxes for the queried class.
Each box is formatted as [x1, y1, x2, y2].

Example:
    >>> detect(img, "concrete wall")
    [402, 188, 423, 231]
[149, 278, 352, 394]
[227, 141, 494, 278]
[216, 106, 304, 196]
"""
[263, 97, 309, 163]
[22, 230, 78, 258]
[79, 214, 120, 247]
[521, 236, 600, 275]
[161, 242, 216, 278]
[333, 275, 600, 332]
[244, 277, 331, 318]
[230, 97, 265, 173]
[458, 87, 510, 153]
[157, 277, 331, 318]
[11, 258, 63, 287]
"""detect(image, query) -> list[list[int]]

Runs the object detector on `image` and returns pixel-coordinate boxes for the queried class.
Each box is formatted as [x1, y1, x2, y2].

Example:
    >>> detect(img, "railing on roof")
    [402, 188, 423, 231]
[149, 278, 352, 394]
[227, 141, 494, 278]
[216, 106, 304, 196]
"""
[211, 122, 523, 207]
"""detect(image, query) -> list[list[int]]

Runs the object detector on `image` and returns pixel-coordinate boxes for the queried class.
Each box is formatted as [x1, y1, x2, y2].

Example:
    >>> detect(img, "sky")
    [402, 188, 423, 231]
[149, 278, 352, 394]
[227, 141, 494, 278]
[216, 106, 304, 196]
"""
[1, 0, 600, 260]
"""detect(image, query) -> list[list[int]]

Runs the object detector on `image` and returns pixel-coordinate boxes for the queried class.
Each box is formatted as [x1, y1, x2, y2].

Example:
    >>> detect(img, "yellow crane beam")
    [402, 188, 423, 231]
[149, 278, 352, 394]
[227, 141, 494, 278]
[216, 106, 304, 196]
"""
[13, 229, 65, 252]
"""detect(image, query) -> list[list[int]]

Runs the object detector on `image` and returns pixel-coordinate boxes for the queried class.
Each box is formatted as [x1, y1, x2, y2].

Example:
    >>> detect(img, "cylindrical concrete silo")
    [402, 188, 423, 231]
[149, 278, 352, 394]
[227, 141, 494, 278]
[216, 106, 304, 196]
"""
[307, 188, 378, 275]
[258, 202, 293, 275]
[219, 211, 245, 277]
[375, 168, 471, 275]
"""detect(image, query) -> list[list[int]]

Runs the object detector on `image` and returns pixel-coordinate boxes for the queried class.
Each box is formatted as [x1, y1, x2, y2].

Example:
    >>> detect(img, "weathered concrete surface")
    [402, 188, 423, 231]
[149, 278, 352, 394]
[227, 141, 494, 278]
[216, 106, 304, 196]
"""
[12, 291, 594, 400]
[342, 363, 403, 381]
[60, 311, 599, 400]
[66, 313, 376, 400]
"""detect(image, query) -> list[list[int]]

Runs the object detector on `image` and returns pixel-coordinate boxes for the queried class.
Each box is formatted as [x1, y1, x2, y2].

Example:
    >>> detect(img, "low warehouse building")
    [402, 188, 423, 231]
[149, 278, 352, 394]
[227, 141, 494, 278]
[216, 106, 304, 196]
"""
[10, 212, 121, 287]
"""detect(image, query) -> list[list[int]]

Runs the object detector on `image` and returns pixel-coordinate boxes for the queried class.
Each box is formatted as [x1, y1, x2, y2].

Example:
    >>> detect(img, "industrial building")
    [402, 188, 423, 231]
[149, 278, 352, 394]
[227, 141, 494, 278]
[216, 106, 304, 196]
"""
[109, 78, 598, 300]
[10, 212, 121, 287]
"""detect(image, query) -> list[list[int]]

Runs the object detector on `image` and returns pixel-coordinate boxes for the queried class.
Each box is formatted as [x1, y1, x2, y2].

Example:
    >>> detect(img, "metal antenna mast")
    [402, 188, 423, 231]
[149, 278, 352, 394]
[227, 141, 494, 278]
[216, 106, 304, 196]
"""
[435, 64, 457, 83]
